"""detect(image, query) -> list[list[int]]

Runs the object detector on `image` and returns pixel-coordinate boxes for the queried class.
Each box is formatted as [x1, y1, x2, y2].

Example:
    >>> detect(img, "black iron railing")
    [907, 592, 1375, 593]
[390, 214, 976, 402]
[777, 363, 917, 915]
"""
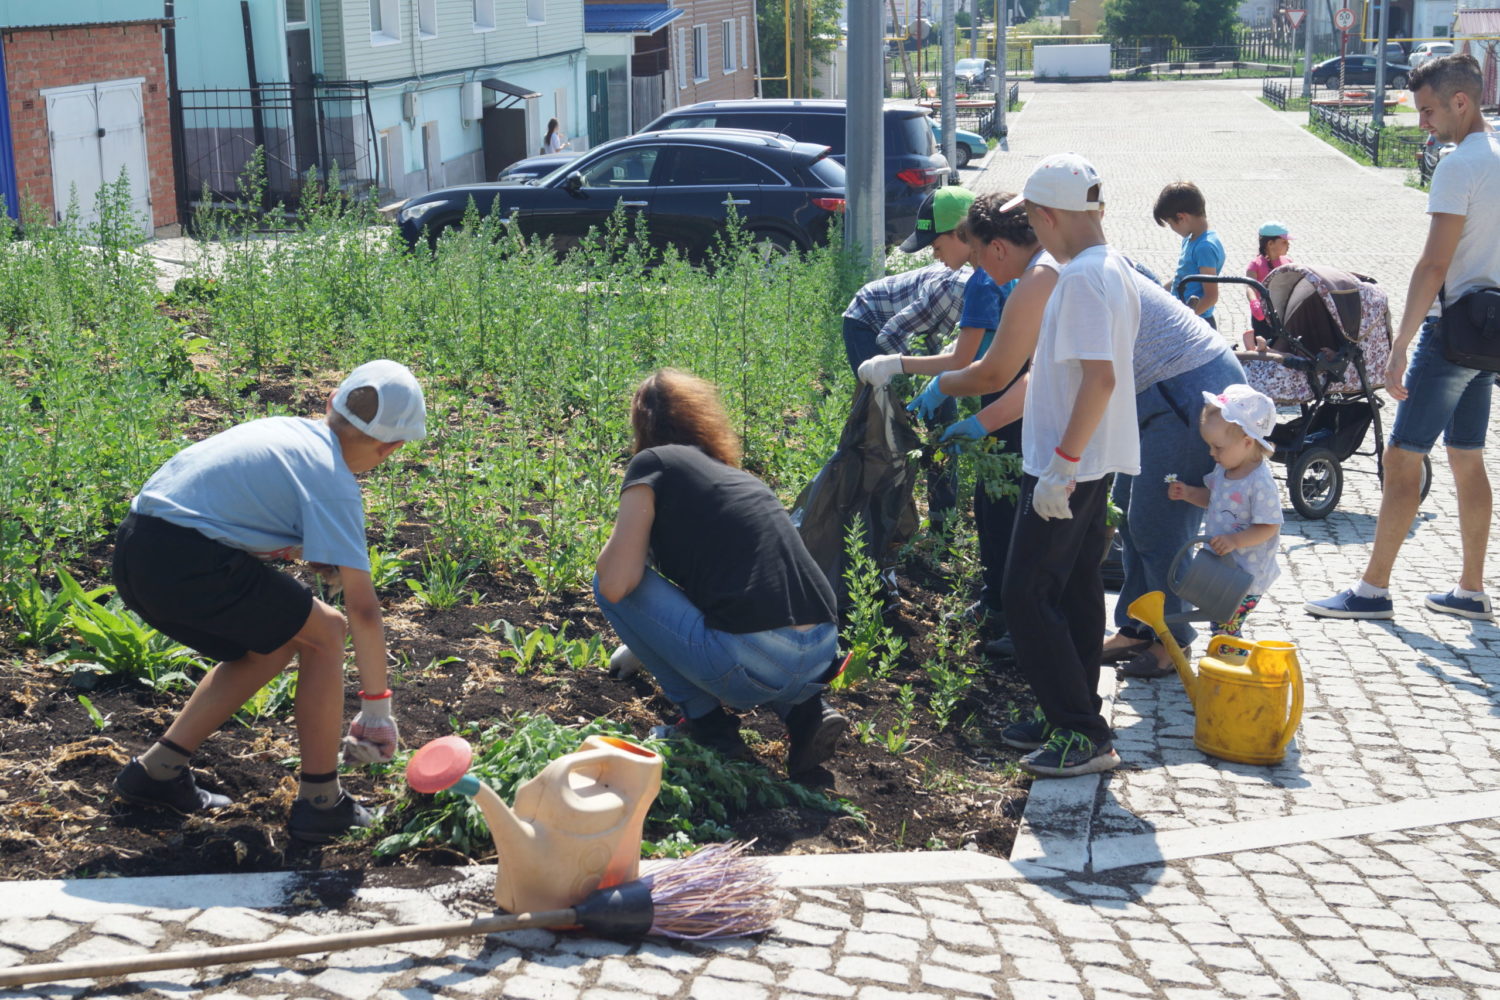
[1309, 102, 1381, 163]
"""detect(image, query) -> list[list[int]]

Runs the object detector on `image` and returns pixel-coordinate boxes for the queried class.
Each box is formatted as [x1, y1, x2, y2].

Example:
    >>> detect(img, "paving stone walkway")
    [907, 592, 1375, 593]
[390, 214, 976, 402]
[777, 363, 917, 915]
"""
[3, 79, 1499, 999]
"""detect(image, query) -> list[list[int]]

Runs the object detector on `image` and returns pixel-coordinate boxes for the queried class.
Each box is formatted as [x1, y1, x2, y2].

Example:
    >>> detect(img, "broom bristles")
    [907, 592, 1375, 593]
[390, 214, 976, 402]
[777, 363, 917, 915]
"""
[640, 840, 787, 940]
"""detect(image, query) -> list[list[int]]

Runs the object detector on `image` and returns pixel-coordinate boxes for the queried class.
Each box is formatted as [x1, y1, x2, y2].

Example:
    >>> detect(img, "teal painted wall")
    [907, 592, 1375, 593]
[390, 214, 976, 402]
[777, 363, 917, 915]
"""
[0, 0, 162, 26]
[171, 0, 291, 90]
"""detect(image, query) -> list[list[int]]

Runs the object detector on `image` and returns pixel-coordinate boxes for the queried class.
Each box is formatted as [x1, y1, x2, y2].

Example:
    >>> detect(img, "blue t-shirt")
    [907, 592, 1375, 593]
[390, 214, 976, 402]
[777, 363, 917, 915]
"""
[1174, 230, 1225, 318]
[132, 416, 370, 571]
[958, 269, 1016, 357]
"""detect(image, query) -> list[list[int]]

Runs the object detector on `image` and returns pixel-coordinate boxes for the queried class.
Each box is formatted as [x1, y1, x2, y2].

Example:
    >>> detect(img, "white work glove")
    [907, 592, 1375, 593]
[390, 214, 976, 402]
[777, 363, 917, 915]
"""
[344, 689, 399, 764]
[857, 353, 905, 387]
[1033, 450, 1079, 521]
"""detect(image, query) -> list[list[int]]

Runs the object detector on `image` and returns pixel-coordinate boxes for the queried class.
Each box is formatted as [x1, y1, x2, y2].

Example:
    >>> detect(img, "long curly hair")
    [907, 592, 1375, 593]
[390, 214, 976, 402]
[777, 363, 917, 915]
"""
[630, 369, 743, 468]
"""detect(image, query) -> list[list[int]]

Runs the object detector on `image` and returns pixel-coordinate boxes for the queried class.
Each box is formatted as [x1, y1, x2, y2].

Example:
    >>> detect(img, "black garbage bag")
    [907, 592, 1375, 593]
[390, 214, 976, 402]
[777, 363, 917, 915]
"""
[791, 384, 922, 607]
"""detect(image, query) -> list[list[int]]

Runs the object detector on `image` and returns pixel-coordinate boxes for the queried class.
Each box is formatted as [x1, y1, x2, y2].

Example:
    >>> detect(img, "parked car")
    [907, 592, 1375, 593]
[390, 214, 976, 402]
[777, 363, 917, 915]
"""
[496, 151, 580, 182]
[1369, 41, 1407, 61]
[395, 129, 847, 259]
[1310, 54, 1413, 90]
[642, 99, 946, 244]
[954, 57, 995, 92]
[1409, 41, 1455, 68]
[931, 121, 988, 169]
[1421, 113, 1500, 175]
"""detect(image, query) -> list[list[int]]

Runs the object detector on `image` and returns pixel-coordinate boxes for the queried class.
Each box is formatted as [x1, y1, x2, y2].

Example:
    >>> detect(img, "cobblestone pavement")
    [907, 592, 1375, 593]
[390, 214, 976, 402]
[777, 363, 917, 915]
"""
[3, 80, 1499, 999]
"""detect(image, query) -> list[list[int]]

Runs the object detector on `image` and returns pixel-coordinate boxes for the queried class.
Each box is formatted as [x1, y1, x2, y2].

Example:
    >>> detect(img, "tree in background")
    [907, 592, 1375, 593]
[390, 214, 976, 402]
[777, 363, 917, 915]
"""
[1101, 0, 1240, 43]
[757, 0, 843, 98]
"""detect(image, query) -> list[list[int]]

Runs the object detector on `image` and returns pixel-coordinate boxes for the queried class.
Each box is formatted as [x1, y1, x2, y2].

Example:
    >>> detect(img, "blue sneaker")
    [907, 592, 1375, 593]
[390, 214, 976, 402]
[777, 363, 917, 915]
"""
[1304, 589, 1394, 619]
[1424, 590, 1493, 621]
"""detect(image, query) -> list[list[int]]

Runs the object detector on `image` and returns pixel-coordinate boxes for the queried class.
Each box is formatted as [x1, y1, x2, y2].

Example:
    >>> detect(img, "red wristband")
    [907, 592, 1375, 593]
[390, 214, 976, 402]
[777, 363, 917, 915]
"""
[359, 689, 393, 701]
[1054, 446, 1080, 463]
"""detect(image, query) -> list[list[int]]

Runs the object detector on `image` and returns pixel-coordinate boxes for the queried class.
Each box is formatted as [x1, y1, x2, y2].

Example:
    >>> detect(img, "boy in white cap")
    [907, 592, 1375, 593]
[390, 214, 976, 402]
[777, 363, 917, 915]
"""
[1167, 384, 1283, 636]
[992, 153, 1141, 778]
[110, 360, 426, 842]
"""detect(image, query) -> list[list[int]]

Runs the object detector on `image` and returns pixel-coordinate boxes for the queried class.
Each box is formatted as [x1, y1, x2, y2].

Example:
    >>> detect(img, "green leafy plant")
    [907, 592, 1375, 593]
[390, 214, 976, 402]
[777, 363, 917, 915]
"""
[374, 714, 859, 859]
[60, 573, 203, 691]
[368, 547, 414, 592]
[2, 571, 75, 649]
[835, 516, 906, 689]
[77, 694, 110, 731]
[405, 551, 479, 609]
[235, 669, 298, 726]
[882, 684, 918, 755]
[492, 620, 606, 674]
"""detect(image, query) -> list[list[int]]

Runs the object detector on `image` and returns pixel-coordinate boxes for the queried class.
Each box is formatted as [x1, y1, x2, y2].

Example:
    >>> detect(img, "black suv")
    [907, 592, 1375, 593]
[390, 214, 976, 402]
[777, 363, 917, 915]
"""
[641, 99, 947, 245]
[396, 129, 846, 260]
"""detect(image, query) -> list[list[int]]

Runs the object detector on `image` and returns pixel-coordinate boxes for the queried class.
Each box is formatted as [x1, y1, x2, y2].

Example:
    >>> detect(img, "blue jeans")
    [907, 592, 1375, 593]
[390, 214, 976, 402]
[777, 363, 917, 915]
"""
[1390, 319, 1495, 453]
[593, 569, 837, 720]
[1113, 350, 1246, 647]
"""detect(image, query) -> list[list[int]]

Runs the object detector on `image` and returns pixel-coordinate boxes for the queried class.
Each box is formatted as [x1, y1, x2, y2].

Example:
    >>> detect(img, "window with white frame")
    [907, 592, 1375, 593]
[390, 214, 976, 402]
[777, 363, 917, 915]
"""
[418, 0, 437, 38]
[370, 0, 400, 43]
[722, 19, 736, 72]
[285, 0, 308, 26]
[473, 0, 495, 30]
[693, 24, 708, 81]
[675, 27, 687, 88]
[527, 0, 545, 25]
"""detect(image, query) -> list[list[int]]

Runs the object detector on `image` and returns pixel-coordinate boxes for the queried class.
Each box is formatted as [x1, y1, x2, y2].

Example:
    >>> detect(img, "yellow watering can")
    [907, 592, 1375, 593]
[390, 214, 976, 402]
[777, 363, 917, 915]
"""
[1127, 591, 1304, 765]
[407, 734, 663, 913]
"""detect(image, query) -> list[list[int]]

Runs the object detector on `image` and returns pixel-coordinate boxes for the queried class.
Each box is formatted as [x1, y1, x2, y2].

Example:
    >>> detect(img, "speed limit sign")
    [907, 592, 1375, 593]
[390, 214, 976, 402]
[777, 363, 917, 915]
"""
[1334, 7, 1356, 29]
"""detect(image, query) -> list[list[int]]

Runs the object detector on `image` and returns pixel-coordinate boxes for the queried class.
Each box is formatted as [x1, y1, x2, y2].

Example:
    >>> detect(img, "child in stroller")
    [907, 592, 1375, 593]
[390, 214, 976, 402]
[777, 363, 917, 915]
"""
[1189, 263, 1433, 519]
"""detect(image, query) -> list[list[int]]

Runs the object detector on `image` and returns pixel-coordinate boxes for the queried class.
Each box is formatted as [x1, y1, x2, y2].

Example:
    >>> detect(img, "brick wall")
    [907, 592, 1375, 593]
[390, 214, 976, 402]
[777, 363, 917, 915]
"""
[671, 0, 759, 106]
[3, 22, 176, 229]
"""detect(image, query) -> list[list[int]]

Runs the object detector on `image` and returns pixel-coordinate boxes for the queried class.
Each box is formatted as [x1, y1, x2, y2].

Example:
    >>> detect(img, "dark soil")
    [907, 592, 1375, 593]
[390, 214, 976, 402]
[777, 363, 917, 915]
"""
[0, 368, 1033, 884]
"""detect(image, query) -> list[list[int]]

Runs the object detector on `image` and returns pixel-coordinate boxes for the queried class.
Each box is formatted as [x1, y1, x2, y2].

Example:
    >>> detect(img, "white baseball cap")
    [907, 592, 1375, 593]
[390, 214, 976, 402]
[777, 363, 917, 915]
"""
[1000, 153, 1103, 213]
[333, 360, 427, 442]
[1202, 384, 1275, 451]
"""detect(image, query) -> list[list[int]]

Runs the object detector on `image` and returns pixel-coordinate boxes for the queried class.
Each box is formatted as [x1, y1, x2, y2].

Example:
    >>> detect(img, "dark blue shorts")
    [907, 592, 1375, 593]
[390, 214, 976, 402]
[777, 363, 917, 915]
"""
[112, 513, 313, 662]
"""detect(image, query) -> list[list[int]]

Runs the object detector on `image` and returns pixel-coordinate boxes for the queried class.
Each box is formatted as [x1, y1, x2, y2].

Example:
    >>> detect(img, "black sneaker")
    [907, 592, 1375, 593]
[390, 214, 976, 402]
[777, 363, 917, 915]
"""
[651, 708, 754, 761]
[1000, 707, 1052, 750]
[1020, 730, 1120, 778]
[114, 759, 231, 814]
[785, 695, 847, 775]
[288, 794, 375, 844]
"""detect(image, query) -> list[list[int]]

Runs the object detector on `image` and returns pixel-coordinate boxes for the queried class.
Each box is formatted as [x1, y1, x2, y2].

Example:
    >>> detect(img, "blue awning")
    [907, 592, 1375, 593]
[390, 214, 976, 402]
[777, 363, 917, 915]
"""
[584, 4, 684, 34]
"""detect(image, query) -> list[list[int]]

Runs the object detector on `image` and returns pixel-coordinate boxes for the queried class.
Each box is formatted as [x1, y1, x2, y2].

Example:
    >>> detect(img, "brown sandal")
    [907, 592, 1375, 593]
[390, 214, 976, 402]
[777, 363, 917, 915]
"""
[1100, 638, 1152, 665]
[1118, 647, 1176, 679]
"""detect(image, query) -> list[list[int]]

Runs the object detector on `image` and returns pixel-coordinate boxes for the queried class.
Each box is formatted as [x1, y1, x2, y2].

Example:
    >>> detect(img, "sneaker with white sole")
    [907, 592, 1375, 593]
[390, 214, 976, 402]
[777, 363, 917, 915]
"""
[1000, 706, 1052, 750]
[1304, 589, 1394, 619]
[1019, 729, 1120, 778]
[1424, 590, 1494, 621]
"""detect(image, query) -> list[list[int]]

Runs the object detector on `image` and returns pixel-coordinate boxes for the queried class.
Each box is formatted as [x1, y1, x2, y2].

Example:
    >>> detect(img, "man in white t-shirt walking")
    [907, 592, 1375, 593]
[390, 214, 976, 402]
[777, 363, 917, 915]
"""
[1308, 54, 1500, 622]
[994, 153, 1142, 777]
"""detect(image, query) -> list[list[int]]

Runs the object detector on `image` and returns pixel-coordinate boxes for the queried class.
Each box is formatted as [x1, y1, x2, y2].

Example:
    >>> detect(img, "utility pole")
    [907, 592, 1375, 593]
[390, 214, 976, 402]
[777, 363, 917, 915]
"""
[1373, 0, 1390, 126]
[941, 0, 957, 173]
[791, 0, 806, 97]
[994, 0, 1008, 138]
[1301, 4, 1315, 97]
[847, 0, 887, 280]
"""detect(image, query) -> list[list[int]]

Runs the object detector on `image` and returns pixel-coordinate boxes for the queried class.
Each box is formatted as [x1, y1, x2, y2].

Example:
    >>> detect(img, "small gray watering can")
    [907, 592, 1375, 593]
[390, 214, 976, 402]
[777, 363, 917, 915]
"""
[1163, 536, 1253, 625]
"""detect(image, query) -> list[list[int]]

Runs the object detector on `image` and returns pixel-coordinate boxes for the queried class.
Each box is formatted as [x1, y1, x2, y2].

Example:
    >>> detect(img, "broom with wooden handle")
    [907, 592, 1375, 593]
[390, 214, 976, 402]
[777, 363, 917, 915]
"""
[0, 840, 784, 988]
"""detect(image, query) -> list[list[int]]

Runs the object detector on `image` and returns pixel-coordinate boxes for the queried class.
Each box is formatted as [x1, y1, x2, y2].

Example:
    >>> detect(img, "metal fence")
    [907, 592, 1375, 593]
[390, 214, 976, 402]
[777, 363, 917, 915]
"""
[173, 81, 377, 213]
[1309, 102, 1382, 163]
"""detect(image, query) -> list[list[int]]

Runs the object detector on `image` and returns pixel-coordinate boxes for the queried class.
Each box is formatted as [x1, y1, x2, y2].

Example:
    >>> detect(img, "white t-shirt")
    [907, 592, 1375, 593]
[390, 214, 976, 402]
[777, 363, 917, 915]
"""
[1427, 130, 1500, 303]
[1204, 462, 1282, 594]
[1022, 244, 1141, 482]
[544, 131, 568, 154]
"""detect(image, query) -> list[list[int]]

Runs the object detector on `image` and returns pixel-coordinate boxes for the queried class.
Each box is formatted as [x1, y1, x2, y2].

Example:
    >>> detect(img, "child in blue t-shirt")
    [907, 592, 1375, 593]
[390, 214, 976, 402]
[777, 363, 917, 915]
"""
[1153, 181, 1225, 329]
[110, 360, 425, 844]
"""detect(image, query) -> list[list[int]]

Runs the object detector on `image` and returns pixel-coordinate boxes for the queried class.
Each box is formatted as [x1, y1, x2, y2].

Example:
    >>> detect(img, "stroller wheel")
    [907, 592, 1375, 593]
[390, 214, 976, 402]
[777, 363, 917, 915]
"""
[1289, 447, 1343, 519]
[1420, 455, 1433, 502]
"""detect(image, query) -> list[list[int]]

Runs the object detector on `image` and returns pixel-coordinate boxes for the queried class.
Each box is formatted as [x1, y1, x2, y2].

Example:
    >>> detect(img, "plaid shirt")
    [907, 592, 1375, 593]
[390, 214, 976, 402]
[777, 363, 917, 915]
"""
[844, 262, 971, 355]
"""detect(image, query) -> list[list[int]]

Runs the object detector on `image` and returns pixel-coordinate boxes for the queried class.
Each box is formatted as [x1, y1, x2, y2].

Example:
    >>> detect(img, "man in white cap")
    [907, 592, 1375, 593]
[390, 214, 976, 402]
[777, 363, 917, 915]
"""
[990, 153, 1141, 778]
[110, 360, 426, 842]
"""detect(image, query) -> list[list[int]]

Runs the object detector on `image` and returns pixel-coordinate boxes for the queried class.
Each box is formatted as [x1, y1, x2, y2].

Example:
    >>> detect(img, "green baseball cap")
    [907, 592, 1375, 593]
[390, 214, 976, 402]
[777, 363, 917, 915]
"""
[900, 186, 977, 253]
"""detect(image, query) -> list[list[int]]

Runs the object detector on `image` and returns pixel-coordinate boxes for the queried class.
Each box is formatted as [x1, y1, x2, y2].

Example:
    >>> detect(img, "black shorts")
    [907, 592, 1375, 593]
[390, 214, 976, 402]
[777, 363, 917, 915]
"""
[112, 513, 314, 663]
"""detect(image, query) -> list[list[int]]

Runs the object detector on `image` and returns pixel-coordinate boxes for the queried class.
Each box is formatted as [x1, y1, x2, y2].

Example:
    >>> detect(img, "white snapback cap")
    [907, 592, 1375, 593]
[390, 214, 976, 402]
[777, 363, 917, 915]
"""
[1001, 153, 1103, 212]
[332, 360, 427, 442]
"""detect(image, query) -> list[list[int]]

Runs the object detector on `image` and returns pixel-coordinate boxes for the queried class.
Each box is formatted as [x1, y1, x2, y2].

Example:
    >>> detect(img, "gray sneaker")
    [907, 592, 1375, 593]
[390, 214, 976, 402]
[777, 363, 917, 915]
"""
[1000, 707, 1053, 750]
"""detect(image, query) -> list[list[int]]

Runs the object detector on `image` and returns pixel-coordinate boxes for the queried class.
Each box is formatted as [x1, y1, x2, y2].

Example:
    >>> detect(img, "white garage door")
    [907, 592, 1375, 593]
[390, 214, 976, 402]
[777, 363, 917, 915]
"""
[42, 77, 152, 235]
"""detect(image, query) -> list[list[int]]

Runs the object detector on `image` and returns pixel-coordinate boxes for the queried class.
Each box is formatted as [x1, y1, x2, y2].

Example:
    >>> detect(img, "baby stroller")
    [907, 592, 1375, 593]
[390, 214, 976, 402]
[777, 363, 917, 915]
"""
[1189, 264, 1432, 519]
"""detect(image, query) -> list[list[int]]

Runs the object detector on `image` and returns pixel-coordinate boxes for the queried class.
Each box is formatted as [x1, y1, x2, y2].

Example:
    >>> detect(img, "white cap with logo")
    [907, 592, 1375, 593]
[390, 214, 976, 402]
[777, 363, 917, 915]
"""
[1001, 153, 1103, 213]
[333, 360, 427, 442]
[1202, 384, 1276, 451]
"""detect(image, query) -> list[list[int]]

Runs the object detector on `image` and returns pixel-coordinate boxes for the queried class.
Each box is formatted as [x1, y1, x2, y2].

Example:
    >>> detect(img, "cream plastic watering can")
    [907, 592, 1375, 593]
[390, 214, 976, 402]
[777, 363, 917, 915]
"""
[1128, 592, 1304, 765]
[407, 734, 663, 914]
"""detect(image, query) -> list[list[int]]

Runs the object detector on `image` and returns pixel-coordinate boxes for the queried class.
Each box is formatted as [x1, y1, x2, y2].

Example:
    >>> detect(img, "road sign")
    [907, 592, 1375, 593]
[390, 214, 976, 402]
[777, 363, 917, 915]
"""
[1334, 7, 1356, 30]
[1286, 9, 1306, 29]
